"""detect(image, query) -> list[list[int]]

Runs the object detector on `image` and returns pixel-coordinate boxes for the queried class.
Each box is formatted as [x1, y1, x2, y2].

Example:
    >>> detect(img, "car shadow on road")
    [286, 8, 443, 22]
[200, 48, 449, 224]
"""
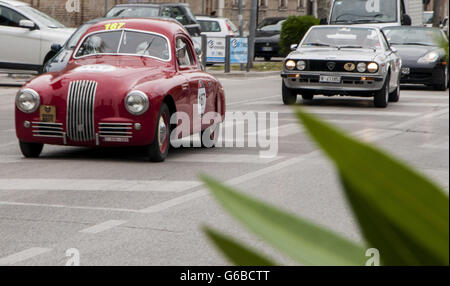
[298, 97, 376, 108]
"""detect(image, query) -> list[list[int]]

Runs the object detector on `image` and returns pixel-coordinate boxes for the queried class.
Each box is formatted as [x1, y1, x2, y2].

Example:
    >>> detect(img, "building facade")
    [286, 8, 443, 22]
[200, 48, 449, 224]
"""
[20, 0, 320, 29]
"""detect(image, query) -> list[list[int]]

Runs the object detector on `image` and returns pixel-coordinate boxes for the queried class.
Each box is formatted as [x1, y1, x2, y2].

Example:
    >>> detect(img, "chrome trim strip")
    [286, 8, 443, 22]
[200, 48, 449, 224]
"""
[99, 131, 133, 135]
[99, 135, 133, 138]
[99, 123, 133, 126]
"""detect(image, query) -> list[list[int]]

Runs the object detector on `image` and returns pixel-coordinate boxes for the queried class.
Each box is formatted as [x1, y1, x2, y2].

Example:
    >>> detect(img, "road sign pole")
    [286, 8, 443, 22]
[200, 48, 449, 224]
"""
[225, 35, 231, 73]
[201, 34, 207, 70]
[239, 0, 244, 71]
[248, 0, 258, 69]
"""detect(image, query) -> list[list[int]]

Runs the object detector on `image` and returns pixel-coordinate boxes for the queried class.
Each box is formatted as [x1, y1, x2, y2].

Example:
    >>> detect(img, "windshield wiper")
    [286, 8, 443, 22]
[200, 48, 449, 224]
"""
[141, 37, 156, 56]
[338, 45, 363, 49]
[305, 42, 333, 47]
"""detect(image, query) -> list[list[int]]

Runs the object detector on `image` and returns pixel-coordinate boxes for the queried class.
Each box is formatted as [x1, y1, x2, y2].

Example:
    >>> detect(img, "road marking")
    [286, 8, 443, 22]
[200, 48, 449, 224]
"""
[395, 102, 449, 107]
[0, 247, 51, 265]
[227, 95, 279, 106]
[0, 179, 200, 193]
[237, 109, 421, 117]
[391, 107, 449, 129]
[247, 123, 302, 138]
[169, 154, 283, 163]
[0, 201, 141, 213]
[421, 139, 450, 150]
[139, 126, 404, 214]
[79, 220, 127, 234]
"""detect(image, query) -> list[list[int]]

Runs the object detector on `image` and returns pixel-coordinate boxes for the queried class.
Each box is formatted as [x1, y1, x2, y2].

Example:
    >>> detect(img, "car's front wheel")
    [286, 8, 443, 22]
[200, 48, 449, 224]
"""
[148, 103, 170, 162]
[374, 74, 390, 108]
[434, 66, 448, 91]
[19, 141, 43, 158]
[389, 76, 400, 102]
[282, 81, 297, 105]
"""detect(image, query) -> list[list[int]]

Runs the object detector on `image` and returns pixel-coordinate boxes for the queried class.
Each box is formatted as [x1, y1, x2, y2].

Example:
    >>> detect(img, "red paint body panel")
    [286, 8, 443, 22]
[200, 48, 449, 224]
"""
[15, 18, 225, 148]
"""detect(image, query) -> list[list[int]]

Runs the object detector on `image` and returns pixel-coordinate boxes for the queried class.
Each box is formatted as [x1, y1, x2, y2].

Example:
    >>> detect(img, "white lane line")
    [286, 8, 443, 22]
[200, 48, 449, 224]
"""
[400, 94, 449, 100]
[395, 102, 449, 107]
[421, 139, 450, 150]
[140, 127, 402, 214]
[235, 109, 421, 117]
[0, 247, 52, 265]
[0, 179, 200, 193]
[354, 128, 402, 142]
[79, 220, 127, 234]
[0, 201, 141, 213]
[169, 154, 283, 163]
[227, 95, 279, 106]
[246, 123, 302, 138]
[391, 107, 449, 129]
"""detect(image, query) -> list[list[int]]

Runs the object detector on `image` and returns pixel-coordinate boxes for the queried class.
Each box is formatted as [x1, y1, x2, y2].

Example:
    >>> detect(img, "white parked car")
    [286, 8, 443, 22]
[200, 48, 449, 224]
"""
[0, 0, 75, 73]
[196, 16, 238, 37]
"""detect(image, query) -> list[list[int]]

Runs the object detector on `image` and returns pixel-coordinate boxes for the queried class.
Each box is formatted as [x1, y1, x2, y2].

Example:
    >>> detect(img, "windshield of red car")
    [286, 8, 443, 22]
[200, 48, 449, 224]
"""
[301, 27, 381, 50]
[74, 30, 170, 61]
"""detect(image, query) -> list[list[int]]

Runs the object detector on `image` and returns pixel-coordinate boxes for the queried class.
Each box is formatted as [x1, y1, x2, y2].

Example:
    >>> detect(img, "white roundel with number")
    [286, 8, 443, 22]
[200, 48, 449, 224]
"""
[198, 80, 206, 116]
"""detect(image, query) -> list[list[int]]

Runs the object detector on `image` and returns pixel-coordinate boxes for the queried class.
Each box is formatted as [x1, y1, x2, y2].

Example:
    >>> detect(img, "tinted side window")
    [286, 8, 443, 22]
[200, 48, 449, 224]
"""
[0, 6, 27, 27]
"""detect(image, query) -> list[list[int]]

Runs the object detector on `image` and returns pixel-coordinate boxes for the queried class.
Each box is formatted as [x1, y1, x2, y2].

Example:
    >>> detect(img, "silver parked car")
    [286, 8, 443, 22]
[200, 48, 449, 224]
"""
[281, 26, 402, 108]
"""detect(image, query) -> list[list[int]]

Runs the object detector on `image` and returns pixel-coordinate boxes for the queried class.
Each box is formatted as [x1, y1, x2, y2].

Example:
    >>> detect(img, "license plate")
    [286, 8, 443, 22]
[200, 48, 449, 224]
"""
[401, 67, 410, 75]
[40, 105, 56, 123]
[261, 46, 273, 51]
[320, 75, 341, 83]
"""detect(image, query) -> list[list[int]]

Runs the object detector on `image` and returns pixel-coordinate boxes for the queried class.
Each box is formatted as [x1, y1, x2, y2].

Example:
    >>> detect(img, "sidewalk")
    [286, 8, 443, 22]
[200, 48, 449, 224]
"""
[0, 73, 33, 86]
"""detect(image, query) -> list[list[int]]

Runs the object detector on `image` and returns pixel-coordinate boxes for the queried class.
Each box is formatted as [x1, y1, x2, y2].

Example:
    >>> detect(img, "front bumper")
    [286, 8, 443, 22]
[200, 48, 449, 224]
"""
[281, 71, 385, 93]
[400, 63, 446, 85]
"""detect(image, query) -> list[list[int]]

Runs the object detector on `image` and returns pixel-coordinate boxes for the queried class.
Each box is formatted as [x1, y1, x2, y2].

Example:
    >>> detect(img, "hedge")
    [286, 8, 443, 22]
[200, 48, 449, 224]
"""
[280, 15, 320, 56]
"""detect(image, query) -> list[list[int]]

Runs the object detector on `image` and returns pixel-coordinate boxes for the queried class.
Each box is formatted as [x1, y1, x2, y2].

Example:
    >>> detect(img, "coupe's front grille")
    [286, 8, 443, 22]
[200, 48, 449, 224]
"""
[98, 122, 133, 139]
[66, 80, 98, 142]
[32, 122, 64, 138]
[308, 60, 354, 72]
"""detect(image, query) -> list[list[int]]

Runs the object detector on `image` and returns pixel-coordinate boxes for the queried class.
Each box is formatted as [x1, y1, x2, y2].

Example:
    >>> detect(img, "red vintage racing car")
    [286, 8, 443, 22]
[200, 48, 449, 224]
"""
[15, 18, 225, 162]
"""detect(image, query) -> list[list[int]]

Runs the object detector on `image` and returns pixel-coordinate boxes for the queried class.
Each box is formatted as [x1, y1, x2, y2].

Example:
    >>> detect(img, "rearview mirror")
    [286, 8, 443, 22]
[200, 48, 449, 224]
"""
[390, 46, 398, 53]
[320, 18, 328, 25]
[19, 19, 36, 30]
[290, 44, 298, 51]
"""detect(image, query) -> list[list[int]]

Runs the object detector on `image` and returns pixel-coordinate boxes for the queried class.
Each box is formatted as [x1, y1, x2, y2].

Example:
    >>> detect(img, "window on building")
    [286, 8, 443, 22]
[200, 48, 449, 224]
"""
[259, 0, 268, 8]
[232, 0, 246, 8]
[279, 0, 288, 10]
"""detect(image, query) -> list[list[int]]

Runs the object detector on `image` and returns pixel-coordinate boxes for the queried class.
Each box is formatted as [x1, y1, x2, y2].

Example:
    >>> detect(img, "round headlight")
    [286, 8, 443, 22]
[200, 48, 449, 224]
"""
[296, 60, 306, 71]
[357, 62, 367, 73]
[285, 60, 296, 70]
[16, 88, 40, 113]
[124, 90, 149, 116]
[367, 62, 378, 73]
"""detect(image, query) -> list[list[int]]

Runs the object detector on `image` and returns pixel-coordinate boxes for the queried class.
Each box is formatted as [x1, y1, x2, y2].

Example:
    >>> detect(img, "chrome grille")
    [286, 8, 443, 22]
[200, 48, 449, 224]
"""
[67, 80, 98, 142]
[98, 122, 133, 139]
[32, 122, 64, 137]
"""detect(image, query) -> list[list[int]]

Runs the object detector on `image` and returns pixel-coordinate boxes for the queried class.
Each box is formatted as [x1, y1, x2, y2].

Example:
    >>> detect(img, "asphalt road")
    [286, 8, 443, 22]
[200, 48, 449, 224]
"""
[0, 77, 448, 265]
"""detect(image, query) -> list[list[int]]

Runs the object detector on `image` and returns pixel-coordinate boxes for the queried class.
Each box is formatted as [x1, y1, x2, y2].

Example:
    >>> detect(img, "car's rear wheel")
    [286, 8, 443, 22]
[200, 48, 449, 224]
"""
[301, 92, 314, 100]
[282, 81, 297, 105]
[434, 66, 448, 91]
[374, 74, 390, 108]
[19, 141, 43, 158]
[389, 76, 400, 102]
[148, 103, 170, 162]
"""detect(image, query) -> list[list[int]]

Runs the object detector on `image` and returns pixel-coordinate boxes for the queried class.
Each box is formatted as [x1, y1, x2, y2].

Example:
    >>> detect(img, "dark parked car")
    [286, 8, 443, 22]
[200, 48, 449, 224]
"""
[254, 17, 286, 61]
[383, 26, 449, 90]
[106, 2, 201, 37]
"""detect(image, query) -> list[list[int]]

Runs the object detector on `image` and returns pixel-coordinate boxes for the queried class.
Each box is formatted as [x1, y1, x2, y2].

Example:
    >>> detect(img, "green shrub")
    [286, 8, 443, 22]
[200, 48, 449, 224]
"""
[280, 15, 320, 56]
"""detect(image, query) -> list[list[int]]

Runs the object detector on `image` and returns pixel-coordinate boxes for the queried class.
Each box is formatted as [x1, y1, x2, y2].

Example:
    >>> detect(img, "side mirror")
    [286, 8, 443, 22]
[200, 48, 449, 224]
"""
[390, 46, 397, 53]
[319, 18, 328, 25]
[51, 43, 62, 53]
[402, 14, 412, 26]
[19, 19, 36, 30]
[290, 44, 298, 51]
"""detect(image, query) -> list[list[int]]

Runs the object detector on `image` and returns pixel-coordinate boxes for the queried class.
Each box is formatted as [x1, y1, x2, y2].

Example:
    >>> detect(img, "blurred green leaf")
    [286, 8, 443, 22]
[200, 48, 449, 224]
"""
[296, 109, 449, 265]
[203, 227, 275, 266]
[200, 175, 367, 266]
